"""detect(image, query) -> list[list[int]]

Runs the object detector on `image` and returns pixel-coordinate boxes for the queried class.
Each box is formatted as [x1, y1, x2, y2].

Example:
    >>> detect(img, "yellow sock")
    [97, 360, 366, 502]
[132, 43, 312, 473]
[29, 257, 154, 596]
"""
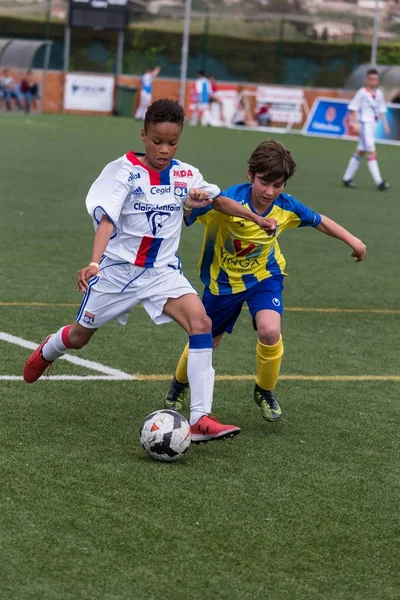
[255, 336, 284, 391]
[175, 343, 189, 385]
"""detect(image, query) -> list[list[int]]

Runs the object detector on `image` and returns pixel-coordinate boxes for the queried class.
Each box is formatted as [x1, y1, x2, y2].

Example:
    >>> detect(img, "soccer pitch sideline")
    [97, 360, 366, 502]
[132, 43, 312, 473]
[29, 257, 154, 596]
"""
[1, 113, 399, 600]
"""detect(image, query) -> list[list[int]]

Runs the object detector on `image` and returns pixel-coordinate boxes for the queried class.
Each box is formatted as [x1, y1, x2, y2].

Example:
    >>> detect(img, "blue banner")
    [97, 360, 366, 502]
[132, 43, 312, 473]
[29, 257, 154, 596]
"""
[302, 97, 400, 146]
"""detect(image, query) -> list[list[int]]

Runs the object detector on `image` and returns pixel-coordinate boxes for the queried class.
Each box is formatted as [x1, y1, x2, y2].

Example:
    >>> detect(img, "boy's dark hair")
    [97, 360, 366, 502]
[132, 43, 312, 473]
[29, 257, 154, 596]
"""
[197, 69, 206, 77]
[248, 139, 296, 182]
[144, 99, 185, 131]
[367, 68, 379, 76]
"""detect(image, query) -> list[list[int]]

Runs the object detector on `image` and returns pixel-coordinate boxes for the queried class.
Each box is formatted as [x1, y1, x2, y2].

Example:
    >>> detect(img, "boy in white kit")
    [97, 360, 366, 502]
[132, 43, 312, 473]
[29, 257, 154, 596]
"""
[23, 99, 275, 444]
[342, 68, 390, 191]
[134, 66, 161, 121]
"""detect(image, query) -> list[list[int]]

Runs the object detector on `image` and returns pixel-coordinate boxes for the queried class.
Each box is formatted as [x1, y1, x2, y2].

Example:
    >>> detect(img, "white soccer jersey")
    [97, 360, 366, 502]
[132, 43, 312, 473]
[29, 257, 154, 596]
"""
[348, 87, 387, 123]
[195, 77, 212, 103]
[85, 152, 220, 269]
[141, 73, 153, 94]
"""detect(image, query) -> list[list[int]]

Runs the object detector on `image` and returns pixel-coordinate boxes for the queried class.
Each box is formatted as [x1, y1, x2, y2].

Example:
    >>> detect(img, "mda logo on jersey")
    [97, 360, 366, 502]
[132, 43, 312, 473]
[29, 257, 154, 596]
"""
[173, 169, 193, 178]
[174, 181, 187, 198]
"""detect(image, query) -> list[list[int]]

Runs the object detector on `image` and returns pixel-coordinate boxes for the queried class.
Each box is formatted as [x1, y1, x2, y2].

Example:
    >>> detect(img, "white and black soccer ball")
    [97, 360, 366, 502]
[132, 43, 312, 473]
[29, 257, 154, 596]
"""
[140, 410, 191, 462]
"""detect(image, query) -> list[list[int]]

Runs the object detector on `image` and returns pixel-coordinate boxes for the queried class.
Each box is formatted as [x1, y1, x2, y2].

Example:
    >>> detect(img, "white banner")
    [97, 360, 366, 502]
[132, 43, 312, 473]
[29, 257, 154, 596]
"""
[64, 74, 115, 112]
[256, 86, 304, 124]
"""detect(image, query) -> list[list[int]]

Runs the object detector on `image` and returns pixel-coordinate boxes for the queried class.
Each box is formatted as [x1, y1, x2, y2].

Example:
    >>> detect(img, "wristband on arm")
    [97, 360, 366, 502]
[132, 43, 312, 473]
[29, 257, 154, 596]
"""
[89, 261, 100, 274]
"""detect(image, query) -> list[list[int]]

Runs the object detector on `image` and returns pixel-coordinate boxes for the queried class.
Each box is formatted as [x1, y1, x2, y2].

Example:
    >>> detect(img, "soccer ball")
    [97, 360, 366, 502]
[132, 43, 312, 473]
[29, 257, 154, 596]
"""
[140, 409, 191, 462]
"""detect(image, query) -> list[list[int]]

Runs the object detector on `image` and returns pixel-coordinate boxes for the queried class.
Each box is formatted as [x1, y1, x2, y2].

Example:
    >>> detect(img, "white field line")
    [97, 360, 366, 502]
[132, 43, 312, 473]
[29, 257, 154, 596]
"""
[0, 331, 134, 380]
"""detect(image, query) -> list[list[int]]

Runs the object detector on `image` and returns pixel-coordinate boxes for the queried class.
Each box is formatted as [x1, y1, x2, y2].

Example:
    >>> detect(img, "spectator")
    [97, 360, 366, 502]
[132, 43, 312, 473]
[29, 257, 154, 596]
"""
[20, 70, 39, 114]
[134, 66, 161, 121]
[0, 68, 22, 111]
[190, 70, 212, 126]
[256, 103, 271, 127]
[232, 86, 254, 126]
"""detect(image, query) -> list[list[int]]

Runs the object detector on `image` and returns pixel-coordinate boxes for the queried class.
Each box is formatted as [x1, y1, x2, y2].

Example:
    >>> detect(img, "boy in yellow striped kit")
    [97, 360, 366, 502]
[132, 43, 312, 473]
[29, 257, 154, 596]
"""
[165, 140, 366, 422]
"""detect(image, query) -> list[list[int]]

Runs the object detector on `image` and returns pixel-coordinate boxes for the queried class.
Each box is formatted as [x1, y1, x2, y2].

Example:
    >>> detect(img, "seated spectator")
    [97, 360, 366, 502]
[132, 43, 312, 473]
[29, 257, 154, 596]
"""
[20, 70, 39, 114]
[256, 103, 271, 127]
[0, 69, 22, 111]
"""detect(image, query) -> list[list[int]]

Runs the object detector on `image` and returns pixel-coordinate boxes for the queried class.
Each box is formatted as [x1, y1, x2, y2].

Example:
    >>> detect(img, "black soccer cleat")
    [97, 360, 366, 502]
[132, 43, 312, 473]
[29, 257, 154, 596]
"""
[343, 179, 357, 189]
[377, 181, 391, 191]
[163, 376, 189, 413]
[254, 384, 282, 422]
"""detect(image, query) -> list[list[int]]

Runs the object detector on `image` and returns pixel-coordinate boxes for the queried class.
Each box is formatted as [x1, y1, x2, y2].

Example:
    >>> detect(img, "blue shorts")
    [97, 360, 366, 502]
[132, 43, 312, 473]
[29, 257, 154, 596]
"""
[202, 276, 284, 337]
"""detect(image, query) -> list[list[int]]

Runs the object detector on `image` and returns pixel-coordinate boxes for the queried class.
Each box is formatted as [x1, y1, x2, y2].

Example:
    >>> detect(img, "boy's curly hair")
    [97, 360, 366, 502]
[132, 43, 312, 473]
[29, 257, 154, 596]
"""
[144, 99, 185, 131]
[248, 139, 296, 182]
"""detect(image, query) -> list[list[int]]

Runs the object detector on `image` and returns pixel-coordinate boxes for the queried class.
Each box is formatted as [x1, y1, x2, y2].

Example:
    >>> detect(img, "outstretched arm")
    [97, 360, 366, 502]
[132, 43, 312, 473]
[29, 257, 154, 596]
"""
[315, 215, 366, 262]
[77, 215, 114, 292]
[212, 195, 276, 233]
[184, 189, 277, 233]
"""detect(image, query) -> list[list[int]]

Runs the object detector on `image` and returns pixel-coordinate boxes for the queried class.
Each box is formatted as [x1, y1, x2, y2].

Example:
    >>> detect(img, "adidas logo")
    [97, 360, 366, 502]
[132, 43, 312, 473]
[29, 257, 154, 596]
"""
[131, 186, 144, 195]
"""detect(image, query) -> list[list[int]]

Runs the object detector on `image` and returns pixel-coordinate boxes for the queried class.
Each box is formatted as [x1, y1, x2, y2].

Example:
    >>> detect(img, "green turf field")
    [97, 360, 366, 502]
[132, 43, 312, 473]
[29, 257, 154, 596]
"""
[1, 114, 399, 600]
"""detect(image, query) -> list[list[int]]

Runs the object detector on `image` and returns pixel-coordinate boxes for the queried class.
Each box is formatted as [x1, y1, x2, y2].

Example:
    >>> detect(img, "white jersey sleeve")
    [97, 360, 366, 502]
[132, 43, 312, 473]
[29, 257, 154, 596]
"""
[348, 88, 363, 113]
[86, 155, 133, 228]
[189, 168, 220, 199]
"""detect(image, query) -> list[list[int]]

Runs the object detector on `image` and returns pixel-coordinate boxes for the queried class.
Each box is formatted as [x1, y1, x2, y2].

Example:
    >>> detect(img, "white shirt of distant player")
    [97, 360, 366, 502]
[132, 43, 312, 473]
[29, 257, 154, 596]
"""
[348, 87, 387, 123]
[141, 72, 154, 95]
[85, 153, 220, 268]
[195, 77, 212, 104]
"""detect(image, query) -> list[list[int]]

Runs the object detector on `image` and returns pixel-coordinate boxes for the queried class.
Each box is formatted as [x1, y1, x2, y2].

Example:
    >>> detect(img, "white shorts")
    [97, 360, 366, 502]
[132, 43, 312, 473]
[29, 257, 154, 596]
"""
[76, 257, 197, 329]
[357, 121, 377, 152]
[139, 90, 151, 108]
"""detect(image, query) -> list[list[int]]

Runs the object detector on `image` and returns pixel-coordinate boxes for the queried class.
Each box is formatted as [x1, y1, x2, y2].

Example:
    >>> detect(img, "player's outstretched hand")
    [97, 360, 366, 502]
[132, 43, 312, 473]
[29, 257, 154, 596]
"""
[351, 240, 366, 262]
[77, 265, 99, 292]
[185, 188, 213, 209]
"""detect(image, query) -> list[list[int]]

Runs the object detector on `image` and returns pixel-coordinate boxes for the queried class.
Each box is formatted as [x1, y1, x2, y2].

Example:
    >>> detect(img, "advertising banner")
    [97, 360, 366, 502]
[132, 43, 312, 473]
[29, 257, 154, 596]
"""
[302, 97, 400, 146]
[64, 74, 115, 112]
[256, 86, 304, 124]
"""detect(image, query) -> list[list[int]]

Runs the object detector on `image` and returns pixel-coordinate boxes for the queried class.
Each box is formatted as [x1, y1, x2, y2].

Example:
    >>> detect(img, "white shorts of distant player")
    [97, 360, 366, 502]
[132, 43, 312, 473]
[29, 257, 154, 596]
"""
[357, 121, 377, 153]
[190, 102, 211, 126]
[76, 257, 196, 329]
[135, 90, 152, 120]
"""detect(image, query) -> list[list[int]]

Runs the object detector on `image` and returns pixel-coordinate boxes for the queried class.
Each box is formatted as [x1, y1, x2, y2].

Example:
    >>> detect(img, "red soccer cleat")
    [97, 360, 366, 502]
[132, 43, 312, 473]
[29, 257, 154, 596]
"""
[190, 415, 241, 444]
[23, 336, 53, 383]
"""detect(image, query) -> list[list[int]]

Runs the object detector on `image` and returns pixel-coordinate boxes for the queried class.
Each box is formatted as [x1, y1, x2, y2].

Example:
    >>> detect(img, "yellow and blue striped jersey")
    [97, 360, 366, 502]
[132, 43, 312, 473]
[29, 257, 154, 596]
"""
[186, 183, 321, 295]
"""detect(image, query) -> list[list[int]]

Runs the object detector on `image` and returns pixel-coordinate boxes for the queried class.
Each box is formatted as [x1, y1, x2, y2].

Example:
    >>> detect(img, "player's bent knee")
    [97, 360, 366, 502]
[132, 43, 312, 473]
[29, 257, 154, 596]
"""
[188, 313, 212, 335]
[258, 325, 281, 346]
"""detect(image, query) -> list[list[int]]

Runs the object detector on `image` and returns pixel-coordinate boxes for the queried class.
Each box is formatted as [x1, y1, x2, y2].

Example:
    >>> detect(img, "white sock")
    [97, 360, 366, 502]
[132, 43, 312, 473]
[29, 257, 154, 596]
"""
[343, 155, 361, 181]
[187, 334, 215, 425]
[368, 159, 383, 186]
[42, 325, 72, 361]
